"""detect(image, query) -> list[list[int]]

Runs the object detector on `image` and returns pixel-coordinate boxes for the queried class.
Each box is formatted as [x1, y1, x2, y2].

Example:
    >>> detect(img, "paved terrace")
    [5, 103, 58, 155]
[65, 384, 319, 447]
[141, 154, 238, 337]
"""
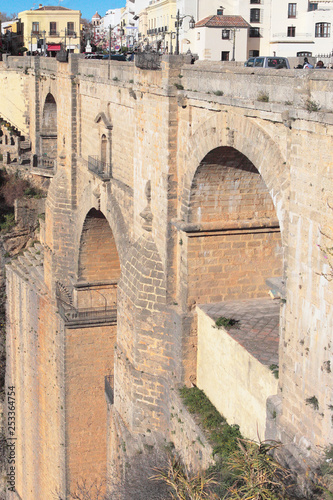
[199, 298, 280, 366]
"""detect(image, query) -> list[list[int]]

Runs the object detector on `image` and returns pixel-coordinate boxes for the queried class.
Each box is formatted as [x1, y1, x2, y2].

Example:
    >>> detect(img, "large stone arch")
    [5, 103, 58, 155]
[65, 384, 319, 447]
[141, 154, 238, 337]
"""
[180, 111, 289, 246]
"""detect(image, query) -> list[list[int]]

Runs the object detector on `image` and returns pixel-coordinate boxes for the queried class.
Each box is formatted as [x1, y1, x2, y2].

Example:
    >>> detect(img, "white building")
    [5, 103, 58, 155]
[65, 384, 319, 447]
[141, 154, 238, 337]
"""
[175, 0, 333, 61]
[101, 9, 122, 31]
[195, 15, 250, 61]
[269, 0, 333, 59]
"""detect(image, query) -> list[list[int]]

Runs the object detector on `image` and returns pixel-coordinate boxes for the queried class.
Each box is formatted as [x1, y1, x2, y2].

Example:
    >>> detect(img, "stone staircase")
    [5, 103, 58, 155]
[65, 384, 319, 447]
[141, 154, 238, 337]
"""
[19, 139, 31, 165]
[9, 243, 44, 288]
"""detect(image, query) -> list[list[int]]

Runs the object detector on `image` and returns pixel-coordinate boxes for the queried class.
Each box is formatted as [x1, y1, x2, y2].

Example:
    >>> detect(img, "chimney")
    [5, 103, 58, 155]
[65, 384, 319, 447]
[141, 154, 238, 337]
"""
[39, 4, 43, 8]
[217, 6, 224, 15]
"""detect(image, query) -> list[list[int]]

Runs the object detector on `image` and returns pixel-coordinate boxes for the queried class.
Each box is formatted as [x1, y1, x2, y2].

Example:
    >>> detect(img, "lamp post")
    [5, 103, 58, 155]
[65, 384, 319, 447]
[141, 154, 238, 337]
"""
[222, 27, 239, 61]
[172, 9, 195, 55]
[119, 26, 125, 52]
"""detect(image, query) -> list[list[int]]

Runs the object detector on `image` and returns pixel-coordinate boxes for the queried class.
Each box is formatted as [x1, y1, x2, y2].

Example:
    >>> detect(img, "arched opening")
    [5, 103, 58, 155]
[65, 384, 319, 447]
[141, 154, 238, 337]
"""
[101, 134, 107, 165]
[183, 146, 283, 440]
[186, 147, 282, 304]
[42, 93, 57, 133]
[40, 93, 57, 169]
[65, 208, 120, 495]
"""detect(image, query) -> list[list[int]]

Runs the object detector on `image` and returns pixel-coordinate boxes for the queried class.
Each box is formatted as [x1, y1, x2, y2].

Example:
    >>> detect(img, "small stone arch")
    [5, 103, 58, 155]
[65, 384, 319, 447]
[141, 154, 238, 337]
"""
[101, 134, 107, 164]
[40, 92, 57, 162]
[94, 112, 112, 175]
[42, 93, 57, 134]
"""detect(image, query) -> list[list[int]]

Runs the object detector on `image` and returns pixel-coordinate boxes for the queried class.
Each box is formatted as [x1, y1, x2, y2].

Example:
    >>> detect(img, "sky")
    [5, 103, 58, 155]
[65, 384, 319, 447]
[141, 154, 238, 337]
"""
[1, 0, 125, 21]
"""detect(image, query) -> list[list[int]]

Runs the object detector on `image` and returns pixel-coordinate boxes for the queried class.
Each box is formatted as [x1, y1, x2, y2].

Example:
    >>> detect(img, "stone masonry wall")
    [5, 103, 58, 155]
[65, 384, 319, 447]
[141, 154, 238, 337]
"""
[6, 252, 66, 500]
[187, 229, 282, 305]
[65, 324, 117, 496]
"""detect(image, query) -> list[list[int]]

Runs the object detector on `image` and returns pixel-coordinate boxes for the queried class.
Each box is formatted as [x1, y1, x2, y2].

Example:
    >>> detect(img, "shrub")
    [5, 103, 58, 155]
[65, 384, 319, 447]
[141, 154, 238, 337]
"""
[215, 317, 239, 329]
[179, 386, 242, 458]
[151, 454, 217, 500]
[224, 438, 292, 499]
[258, 91, 269, 102]
[0, 213, 15, 232]
[305, 99, 321, 112]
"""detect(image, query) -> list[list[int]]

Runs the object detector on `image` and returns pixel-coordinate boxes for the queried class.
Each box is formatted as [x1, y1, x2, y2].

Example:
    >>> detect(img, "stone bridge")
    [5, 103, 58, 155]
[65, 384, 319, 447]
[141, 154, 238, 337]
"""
[1, 54, 333, 499]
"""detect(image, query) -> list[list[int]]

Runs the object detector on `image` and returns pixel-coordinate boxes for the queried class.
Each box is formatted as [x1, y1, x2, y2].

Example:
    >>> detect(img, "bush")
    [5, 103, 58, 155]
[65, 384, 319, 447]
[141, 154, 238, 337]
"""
[0, 213, 15, 232]
[258, 92, 269, 102]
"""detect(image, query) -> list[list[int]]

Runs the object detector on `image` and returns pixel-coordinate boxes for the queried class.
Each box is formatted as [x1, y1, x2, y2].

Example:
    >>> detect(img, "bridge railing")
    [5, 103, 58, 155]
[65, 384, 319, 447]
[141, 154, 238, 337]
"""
[87, 155, 112, 180]
[57, 299, 117, 328]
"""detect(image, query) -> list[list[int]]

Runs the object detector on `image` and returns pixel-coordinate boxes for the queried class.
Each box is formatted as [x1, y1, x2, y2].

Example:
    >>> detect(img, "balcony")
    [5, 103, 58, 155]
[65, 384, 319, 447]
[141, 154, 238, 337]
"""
[32, 155, 56, 177]
[105, 375, 114, 404]
[57, 299, 117, 328]
[87, 155, 111, 180]
[49, 31, 59, 37]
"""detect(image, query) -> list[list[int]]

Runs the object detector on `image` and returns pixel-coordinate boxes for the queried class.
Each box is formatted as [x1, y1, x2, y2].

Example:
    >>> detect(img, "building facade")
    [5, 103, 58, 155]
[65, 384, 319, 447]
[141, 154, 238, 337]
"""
[194, 15, 250, 62]
[175, 0, 333, 61]
[19, 5, 81, 55]
[146, 0, 177, 53]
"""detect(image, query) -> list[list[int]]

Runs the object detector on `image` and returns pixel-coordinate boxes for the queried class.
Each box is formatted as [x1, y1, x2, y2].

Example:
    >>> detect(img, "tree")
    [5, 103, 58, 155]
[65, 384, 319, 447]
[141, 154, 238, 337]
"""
[0, 12, 18, 22]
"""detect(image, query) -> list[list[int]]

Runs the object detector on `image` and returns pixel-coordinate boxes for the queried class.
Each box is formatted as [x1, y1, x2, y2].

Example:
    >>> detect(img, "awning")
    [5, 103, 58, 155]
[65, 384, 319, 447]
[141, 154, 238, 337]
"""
[47, 44, 61, 51]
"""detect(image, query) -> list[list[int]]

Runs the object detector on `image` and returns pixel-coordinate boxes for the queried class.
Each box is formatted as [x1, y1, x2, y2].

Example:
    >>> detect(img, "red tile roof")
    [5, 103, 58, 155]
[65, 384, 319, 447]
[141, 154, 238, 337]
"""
[195, 15, 250, 29]
[35, 6, 71, 10]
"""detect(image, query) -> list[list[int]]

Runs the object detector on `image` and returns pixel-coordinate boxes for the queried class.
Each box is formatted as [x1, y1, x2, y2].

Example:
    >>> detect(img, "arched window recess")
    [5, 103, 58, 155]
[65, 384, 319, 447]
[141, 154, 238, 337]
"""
[87, 112, 113, 180]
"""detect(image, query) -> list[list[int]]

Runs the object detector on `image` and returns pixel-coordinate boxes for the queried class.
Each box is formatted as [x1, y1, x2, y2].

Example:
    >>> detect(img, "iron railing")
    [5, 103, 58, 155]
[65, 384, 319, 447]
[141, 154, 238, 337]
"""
[88, 155, 111, 180]
[105, 375, 114, 404]
[57, 299, 117, 328]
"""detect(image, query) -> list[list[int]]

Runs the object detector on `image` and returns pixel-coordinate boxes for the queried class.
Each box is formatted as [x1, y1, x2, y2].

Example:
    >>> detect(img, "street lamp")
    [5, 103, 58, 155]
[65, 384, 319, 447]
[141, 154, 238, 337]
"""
[172, 9, 195, 55]
[222, 27, 239, 61]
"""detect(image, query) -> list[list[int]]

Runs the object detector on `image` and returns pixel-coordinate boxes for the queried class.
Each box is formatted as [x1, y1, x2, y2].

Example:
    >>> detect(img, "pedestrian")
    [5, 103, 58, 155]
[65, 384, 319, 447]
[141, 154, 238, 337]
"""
[303, 57, 313, 68]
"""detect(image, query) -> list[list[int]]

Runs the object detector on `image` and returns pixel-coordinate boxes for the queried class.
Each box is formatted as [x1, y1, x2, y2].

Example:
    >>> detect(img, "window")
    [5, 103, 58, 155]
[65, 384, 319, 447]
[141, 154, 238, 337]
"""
[222, 29, 230, 39]
[197, 32, 200, 40]
[250, 0, 261, 3]
[287, 26, 296, 37]
[49, 22, 57, 35]
[221, 51, 229, 61]
[249, 27, 261, 37]
[308, 2, 318, 11]
[254, 57, 264, 67]
[297, 51, 312, 57]
[67, 22, 75, 36]
[249, 50, 259, 57]
[315, 22, 330, 37]
[288, 3, 297, 18]
[32, 22, 39, 34]
[250, 9, 260, 23]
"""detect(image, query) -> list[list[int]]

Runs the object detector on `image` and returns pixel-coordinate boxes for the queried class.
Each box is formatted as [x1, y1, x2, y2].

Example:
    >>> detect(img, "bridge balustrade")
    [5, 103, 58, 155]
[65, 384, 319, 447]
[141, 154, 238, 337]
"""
[87, 155, 111, 180]
[57, 298, 117, 329]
